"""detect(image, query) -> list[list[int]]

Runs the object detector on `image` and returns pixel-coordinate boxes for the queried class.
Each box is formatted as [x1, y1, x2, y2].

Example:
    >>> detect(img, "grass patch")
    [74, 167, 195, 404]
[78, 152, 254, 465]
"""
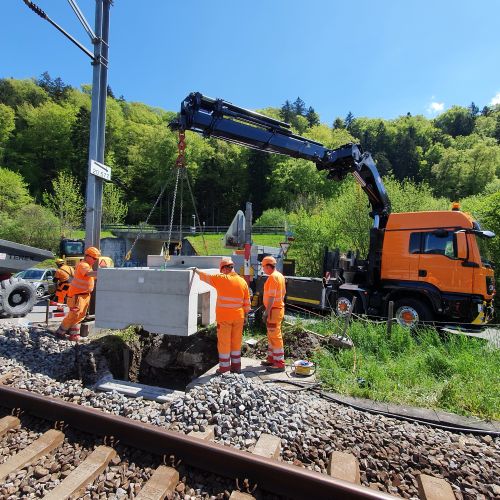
[311, 318, 500, 420]
[185, 233, 293, 256]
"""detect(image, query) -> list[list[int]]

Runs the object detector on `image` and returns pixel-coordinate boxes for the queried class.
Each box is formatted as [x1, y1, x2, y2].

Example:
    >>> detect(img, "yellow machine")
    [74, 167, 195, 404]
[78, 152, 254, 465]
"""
[60, 238, 113, 268]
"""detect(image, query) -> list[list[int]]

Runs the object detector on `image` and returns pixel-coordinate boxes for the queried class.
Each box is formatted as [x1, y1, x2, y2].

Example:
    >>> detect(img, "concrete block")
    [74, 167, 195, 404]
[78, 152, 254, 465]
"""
[95, 267, 217, 336]
[417, 474, 455, 500]
[147, 255, 223, 269]
[252, 433, 281, 460]
[327, 451, 361, 484]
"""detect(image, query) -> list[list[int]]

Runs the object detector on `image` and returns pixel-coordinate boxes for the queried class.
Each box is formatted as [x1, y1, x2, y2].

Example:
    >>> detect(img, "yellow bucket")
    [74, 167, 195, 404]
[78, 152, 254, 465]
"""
[292, 360, 315, 376]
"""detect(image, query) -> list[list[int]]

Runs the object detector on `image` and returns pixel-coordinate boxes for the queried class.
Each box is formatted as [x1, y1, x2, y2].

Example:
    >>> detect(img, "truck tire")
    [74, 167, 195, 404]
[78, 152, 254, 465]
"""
[0, 277, 36, 317]
[393, 298, 432, 328]
[335, 291, 361, 317]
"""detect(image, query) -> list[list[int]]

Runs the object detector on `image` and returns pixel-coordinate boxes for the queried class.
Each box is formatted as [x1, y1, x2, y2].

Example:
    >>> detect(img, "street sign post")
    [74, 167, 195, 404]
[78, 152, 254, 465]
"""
[90, 160, 112, 181]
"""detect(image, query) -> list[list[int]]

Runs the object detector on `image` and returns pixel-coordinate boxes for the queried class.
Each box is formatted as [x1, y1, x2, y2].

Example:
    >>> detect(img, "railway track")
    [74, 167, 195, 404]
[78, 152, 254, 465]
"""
[0, 385, 394, 499]
[1, 326, 498, 499]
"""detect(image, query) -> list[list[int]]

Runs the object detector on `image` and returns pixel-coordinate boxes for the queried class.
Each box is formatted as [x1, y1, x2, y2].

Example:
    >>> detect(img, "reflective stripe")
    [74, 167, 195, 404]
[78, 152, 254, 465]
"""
[230, 351, 241, 356]
[217, 302, 242, 309]
[219, 361, 231, 367]
[218, 295, 243, 303]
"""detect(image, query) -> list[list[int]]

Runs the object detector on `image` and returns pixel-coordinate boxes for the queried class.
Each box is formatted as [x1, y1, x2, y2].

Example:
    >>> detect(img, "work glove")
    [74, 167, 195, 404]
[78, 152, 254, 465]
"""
[262, 309, 268, 324]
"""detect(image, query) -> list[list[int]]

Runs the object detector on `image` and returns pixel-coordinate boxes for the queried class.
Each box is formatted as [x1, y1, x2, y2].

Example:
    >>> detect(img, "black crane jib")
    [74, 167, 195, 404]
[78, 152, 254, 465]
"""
[170, 92, 391, 221]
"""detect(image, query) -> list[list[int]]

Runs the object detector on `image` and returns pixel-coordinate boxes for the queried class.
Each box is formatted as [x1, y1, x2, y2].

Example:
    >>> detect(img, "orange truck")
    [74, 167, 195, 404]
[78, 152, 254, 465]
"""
[171, 93, 495, 328]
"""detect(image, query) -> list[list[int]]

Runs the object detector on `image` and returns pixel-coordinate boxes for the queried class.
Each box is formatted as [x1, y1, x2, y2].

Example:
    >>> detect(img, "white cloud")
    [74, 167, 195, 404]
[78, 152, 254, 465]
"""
[490, 92, 500, 106]
[427, 101, 444, 115]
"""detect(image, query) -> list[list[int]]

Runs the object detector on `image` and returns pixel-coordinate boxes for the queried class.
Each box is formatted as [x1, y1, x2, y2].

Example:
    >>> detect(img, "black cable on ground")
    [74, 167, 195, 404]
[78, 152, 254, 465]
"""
[263, 379, 500, 437]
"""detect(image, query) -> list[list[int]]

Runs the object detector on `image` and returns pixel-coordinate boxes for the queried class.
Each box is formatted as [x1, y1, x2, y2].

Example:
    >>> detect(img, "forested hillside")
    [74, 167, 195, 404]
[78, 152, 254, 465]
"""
[0, 74, 499, 274]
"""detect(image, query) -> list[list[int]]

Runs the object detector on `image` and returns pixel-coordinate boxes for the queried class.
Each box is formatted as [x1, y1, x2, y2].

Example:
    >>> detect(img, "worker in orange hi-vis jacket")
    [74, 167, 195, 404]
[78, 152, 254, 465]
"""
[193, 257, 251, 374]
[261, 255, 286, 373]
[53, 258, 74, 310]
[54, 247, 100, 341]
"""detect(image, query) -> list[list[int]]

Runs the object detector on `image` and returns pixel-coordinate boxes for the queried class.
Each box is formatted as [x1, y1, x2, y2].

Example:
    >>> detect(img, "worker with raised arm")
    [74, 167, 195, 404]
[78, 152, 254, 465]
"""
[261, 256, 286, 373]
[53, 258, 74, 311]
[54, 247, 100, 341]
[193, 257, 251, 374]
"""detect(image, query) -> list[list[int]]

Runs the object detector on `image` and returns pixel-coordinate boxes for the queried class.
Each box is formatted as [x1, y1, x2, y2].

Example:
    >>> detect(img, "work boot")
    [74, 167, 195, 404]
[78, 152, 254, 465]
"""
[230, 364, 241, 374]
[215, 367, 230, 375]
[266, 364, 285, 374]
[53, 326, 67, 339]
[261, 357, 274, 367]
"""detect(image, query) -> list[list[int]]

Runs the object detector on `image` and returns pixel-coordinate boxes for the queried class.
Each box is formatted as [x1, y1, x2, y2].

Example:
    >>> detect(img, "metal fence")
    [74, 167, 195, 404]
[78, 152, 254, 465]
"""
[102, 224, 285, 235]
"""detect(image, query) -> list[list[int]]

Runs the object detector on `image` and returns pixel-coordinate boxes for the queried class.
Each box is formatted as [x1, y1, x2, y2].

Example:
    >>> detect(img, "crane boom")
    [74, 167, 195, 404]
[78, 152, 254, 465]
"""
[170, 92, 391, 222]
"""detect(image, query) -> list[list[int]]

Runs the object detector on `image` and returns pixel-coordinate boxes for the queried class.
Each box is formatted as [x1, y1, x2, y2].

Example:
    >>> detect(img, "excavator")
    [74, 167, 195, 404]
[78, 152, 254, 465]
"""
[171, 92, 495, 328]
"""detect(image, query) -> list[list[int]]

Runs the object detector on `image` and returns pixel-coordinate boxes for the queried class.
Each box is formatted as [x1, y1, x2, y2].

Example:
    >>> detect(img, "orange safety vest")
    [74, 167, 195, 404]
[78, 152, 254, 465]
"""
[55, 265, 74, 284]
[67, 261, 94, 296]
[198, 270, 251, 321]
[263, 270, 286, 309]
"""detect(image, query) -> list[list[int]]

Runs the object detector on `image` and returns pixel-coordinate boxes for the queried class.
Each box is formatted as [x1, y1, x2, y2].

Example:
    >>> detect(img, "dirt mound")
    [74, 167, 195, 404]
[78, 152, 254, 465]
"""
[244, 325, 325, 361]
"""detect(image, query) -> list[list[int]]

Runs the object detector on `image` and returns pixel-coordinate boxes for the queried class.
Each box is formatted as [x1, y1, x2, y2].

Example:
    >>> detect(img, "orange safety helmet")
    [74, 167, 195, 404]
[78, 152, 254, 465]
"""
[55, 258, 65, 265]
[219, 257, 234, 270]
[262, 256, 277, 267]
[84, 246, 101, 259]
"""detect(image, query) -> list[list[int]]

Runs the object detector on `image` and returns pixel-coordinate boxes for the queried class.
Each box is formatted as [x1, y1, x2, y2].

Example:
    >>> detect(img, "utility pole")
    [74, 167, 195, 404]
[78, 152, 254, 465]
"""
[85, 0, 111, 249]
[22, 0, 112, 249]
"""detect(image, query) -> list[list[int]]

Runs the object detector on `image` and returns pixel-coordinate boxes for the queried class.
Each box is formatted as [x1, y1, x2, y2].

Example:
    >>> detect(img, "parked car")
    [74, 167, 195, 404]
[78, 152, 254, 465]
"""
[15, 268, 56, 299]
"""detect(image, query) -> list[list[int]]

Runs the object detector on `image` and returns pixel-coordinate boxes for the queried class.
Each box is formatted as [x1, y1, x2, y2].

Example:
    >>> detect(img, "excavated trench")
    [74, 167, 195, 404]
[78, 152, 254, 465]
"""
[96, 327, 220, 390]
[95, 323, 327, 391]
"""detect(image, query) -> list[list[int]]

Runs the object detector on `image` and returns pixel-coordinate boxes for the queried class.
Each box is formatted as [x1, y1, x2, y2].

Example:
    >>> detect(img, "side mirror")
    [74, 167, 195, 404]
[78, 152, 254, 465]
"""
[455, 232, 467, 260]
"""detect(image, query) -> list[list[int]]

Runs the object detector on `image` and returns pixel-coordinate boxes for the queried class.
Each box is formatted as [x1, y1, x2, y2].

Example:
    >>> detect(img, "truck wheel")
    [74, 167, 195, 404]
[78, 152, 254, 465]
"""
[0, 278, 36, 317]
[335, 292, 361, 317]
[393, 298, 432, 328]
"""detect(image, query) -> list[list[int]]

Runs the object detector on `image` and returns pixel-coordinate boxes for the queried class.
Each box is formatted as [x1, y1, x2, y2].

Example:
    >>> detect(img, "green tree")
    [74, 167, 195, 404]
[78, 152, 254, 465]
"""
[0, 104, 15, 160]
[0, 167, 33, 215]
[306, 106, 320, 127]
[0, 78, 48, 108]
[43, 171, 84, 237]
[0, 204, 59, 251]
[103, 183, 128, 225]
[280, 100, 293, 122]
[434, 105, 475, 137]
[332, 117, 345, 129]
[292, 97, 306, 116]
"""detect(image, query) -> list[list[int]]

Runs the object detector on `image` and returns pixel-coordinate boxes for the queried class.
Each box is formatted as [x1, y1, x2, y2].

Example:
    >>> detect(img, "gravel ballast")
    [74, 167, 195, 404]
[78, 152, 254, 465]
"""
[0, 324, 499, 499]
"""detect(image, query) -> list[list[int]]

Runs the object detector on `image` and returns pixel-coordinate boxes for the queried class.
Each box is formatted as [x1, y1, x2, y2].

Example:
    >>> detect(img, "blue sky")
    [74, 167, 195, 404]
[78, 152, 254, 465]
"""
[3, 0, 500, 125]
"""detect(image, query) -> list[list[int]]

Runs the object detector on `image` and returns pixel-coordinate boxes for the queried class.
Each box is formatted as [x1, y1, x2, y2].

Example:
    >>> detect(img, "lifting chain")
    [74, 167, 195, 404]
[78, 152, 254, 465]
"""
[164, 131, 187, 261]
[125, 132, 186, 263]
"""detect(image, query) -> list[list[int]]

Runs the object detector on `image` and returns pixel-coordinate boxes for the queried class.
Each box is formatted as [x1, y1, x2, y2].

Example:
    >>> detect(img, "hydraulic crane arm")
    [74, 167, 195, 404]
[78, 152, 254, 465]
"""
[170, 92, 391, 222]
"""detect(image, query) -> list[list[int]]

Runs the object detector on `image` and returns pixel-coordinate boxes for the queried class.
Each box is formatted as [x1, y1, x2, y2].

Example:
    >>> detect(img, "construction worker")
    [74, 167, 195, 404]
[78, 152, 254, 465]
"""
[193, 257, 251, 374]
[54, 246, 100, 341]
[53, 258, 74, 311]
[261, 256, 286, 373]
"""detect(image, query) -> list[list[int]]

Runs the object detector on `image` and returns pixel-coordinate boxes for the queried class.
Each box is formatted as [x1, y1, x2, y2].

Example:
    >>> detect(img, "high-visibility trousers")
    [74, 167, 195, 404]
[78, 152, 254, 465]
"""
[266, 308, 285, 367]
[217, 318, 244, 373]
[55, 282, 70, 304]
[60, 293, 91, 331]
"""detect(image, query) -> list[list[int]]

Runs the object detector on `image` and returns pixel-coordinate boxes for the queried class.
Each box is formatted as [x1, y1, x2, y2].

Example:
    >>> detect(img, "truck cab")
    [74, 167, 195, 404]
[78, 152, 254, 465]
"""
[380, 206, 495, 326]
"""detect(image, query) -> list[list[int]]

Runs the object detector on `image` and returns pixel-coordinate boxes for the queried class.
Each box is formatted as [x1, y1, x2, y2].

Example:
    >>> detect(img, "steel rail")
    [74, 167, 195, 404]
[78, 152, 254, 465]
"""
[0, 385, 394, 500]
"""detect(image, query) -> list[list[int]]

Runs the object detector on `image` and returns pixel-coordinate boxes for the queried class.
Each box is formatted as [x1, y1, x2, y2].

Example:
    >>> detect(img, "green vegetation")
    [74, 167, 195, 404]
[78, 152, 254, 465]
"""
[311, 318, 500, 420]
[185, 233, 286, 256]
[0, 74, 498, 298]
